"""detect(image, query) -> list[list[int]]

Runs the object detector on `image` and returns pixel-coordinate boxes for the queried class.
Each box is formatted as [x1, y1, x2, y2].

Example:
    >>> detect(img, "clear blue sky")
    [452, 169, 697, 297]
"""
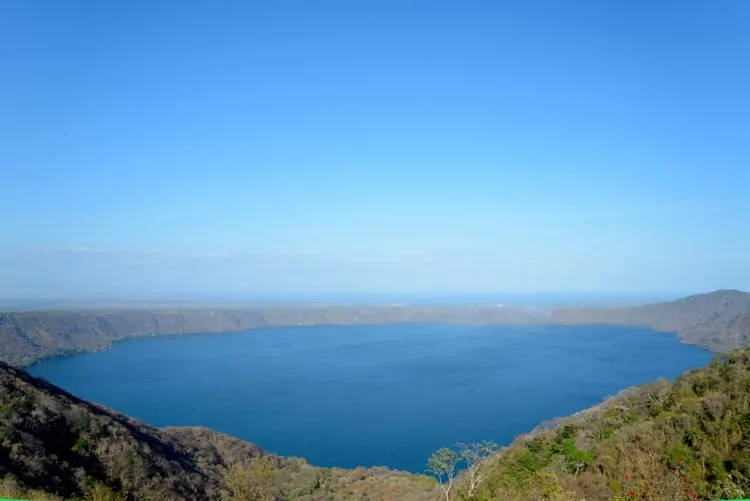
[1, 0, 749, 298]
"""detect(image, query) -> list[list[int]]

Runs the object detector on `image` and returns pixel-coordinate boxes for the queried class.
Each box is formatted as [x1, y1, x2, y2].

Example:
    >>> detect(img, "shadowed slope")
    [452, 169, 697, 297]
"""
[550, 290, 750, 350]
[0, 360, 437, 501]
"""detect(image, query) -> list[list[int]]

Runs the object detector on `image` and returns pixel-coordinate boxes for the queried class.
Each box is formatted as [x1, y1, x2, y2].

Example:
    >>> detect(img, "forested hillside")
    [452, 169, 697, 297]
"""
[441, 347, 750, 500]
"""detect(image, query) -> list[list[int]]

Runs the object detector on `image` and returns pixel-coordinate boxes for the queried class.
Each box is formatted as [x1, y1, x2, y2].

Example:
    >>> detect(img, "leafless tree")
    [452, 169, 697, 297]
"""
[456, 441, 500, 499]
[644, 378, 671, 409]
[427, 447, 460, 501]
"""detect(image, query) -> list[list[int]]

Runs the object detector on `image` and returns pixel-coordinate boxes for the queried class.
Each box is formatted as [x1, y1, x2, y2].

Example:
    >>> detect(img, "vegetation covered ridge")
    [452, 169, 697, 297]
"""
[427, 346, 750, 501]
[1, 290, 749, 366]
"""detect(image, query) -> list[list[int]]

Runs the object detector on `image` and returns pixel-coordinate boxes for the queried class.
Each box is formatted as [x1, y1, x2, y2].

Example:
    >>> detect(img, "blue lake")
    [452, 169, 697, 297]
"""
[29, 324, 712, 472]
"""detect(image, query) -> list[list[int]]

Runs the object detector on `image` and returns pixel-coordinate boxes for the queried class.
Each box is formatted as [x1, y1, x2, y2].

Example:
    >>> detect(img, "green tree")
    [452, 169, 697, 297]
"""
[427, 447, 460, 501]
[222, 457, 277, 501]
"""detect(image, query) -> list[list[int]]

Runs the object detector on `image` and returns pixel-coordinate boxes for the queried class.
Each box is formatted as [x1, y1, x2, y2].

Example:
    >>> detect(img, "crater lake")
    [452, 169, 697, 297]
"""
[29, 324, 712, 472]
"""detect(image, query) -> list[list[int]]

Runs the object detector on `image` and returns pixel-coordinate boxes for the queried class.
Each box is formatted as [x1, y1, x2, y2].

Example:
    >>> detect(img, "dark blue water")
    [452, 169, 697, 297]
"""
[30, 324, 711, 472]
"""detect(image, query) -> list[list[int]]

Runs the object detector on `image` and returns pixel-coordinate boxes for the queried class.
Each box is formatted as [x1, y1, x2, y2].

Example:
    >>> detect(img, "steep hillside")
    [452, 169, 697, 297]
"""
[0, 360, 437, 501]
[550, 289, 750, 351]
[436, 347, 750, 500]
[0, 310, 268, 366]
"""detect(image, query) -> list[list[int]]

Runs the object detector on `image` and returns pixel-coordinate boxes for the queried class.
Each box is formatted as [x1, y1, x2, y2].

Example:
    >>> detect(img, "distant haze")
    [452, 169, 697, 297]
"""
[2, 1, 749, 297]
[0, 291, 682, 312]
[0, 246, 744, 299]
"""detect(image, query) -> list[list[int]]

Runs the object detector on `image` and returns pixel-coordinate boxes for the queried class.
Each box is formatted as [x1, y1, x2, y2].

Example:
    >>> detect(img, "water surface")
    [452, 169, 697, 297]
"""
[30, 324, 711, 472]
